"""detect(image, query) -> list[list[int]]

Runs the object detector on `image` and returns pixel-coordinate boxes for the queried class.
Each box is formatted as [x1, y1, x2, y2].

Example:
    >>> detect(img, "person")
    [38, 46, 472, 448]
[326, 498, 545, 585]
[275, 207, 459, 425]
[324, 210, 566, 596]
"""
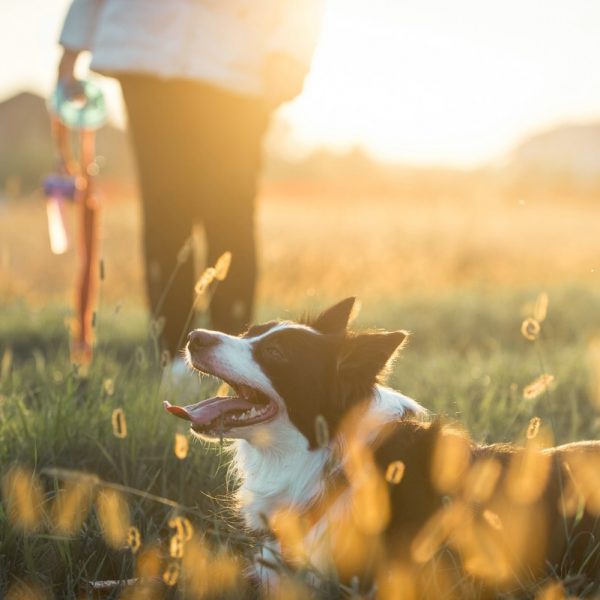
[57, 0, 324, 363]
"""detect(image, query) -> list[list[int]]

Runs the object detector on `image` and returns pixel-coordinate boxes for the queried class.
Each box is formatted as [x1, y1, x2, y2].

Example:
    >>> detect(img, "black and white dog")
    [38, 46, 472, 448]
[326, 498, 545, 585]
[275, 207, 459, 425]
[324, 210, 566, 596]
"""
[165, 298, 600, 596]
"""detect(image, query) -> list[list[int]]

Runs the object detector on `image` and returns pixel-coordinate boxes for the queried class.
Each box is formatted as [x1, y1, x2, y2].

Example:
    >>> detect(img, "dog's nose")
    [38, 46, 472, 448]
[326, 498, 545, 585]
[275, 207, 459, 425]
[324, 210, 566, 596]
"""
[187, 330, 219, 352]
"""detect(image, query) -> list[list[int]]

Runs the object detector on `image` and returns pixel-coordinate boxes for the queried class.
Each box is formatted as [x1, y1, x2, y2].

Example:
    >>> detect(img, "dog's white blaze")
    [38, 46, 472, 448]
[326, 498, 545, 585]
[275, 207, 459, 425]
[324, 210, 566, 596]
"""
[188, 329, 279, 399]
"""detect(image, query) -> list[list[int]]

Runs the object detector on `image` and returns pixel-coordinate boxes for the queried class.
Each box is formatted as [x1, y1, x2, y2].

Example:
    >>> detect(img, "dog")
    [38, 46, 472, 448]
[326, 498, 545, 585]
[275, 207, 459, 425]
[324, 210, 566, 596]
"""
[165, 298, 600, 597]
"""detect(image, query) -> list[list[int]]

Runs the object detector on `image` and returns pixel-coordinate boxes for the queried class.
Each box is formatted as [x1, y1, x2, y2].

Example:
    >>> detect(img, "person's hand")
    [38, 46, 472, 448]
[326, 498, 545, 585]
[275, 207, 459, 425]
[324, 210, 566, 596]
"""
[57, 48, 81, 87]
[263, 52, 309, 110]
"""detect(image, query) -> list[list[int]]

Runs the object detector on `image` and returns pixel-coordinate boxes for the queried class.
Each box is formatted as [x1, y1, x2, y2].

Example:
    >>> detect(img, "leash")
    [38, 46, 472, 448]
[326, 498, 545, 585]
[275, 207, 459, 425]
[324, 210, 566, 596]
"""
[45, 80, 106, 365]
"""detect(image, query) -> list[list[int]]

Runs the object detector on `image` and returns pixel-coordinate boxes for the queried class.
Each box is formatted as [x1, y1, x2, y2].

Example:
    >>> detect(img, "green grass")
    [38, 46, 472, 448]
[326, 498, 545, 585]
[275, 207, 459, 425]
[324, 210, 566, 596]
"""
[1, 284, 600, 597]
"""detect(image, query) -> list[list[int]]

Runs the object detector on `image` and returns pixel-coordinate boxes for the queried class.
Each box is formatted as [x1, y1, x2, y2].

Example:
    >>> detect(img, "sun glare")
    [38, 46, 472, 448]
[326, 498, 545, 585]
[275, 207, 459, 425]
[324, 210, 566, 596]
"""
[284, 0, 600, 166]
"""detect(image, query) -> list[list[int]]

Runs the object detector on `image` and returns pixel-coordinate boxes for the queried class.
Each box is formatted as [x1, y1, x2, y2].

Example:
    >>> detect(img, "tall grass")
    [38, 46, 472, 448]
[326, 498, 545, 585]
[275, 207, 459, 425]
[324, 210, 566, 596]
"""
[1, 184, 600, 597]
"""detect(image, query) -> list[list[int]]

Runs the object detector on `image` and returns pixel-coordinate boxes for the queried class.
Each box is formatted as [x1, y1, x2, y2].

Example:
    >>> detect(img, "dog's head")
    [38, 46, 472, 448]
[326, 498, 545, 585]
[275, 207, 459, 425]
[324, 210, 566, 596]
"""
[164, 298, 408, 449]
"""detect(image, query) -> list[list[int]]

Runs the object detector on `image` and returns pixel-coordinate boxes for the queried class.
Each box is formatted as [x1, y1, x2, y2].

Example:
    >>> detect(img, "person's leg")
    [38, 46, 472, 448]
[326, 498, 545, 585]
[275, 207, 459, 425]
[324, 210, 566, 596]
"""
[186, 86, 269, 334]
[120, 75, 196, 357]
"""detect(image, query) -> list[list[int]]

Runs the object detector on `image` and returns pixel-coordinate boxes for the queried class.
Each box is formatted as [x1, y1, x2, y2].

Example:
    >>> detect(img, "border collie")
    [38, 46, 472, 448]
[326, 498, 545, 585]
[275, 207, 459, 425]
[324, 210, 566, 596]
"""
[165, 298, 600, 597]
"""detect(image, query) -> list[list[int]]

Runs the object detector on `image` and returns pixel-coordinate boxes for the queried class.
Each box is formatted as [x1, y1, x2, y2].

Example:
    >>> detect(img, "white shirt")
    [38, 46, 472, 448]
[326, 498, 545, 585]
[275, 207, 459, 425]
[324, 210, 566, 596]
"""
[60, 0, 324, 96]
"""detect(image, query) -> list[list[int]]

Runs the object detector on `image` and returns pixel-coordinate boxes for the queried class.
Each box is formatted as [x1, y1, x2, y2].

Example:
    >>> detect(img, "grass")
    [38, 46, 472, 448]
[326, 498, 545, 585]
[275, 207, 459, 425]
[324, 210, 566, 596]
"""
[1, 183, 600, 597]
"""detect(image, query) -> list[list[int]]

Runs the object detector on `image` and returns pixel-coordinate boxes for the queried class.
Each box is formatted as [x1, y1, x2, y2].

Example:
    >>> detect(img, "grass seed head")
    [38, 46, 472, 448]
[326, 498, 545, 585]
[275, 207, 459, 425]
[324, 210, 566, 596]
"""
[5, 582, 47, 600]
[168, 515, 194, 541]
[270, 508, 308, 565]
[535, 581, 567, 600]
[169, 533, 185, 558]
[176, 238, 192, 264]
[377, 563, 417, 600]
[1, 347, 12, 380]
[523, 374, 555, 401]
[52, 478, 95, 535]
[2, 466, 44, 532]
[505, 444, 551, 504]
[195, 267, 216, 295]
[463, 458, 502, 504]
[174, 433, 189, 460]
[527, 416, 541, 439]
[521, 318, 541, 341]
[431, 429, 471, 494]
[587, 337, 600, 409]
[216, 381, 230, 396]
[111, 407, 128, 438]
[96, 488, 130, 548]
[385, 460, 405, 485]
[135, 544, 163, 578]
[103, 378, 114, 396]
[127, 526, 142, 554]
[482, 509, 503, 531]
[163, 561, 181, 586]
[214, 251, 232, 281]
[533, 292, 549, 322]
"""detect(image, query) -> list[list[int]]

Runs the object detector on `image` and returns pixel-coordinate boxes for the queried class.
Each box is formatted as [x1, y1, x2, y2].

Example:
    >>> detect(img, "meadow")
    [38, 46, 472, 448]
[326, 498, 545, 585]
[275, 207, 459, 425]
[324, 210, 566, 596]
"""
[1, 179, 600, 598]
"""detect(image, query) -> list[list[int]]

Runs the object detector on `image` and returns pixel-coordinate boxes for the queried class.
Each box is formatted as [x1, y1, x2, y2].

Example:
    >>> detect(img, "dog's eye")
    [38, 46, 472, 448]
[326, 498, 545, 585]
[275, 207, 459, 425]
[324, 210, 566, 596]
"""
[264, 345, 285, 361]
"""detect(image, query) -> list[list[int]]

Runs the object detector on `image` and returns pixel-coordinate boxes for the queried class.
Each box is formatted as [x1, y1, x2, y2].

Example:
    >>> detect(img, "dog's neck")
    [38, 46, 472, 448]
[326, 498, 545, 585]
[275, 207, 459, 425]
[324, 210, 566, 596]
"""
[231, 384, 423, 532]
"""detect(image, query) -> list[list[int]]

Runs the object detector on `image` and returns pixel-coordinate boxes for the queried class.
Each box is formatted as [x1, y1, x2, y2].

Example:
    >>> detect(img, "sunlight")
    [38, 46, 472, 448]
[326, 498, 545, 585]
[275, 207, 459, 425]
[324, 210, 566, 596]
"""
[284, 0, 600, 165]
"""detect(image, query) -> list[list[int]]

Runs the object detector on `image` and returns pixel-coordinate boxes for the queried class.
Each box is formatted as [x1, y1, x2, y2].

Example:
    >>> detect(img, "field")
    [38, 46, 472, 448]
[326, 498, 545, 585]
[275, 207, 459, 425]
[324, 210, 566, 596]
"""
[1, 180, 600, 598]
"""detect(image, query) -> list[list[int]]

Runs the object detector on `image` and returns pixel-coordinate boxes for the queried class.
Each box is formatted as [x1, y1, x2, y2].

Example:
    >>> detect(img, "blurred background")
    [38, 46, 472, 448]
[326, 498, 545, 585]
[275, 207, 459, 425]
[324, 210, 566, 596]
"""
[1, 0, 599, 311]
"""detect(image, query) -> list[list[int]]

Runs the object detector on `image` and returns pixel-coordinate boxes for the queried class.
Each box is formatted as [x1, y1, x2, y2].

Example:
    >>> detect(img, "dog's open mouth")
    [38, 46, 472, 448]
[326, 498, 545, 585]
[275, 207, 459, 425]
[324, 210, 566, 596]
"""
[163, 383, 278, 435]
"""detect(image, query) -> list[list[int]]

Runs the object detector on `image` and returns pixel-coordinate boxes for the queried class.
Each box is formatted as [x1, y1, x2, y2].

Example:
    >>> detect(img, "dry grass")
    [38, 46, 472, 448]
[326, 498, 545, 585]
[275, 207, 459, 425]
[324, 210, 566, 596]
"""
[1, 177, 600, 597]
[1, 180, 599, 308]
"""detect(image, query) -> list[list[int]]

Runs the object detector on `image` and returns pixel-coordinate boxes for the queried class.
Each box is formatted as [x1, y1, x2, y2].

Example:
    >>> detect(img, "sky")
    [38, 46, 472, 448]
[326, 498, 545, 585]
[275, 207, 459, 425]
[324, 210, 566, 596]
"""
[2, 0, 600, 167]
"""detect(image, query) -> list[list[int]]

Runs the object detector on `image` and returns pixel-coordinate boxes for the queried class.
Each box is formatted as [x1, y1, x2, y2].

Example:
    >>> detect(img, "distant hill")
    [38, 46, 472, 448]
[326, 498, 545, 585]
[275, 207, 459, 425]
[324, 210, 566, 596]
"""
[1, 91, 599, 196]
[0, 91, 134, 193]
[504, 122, 600, 189]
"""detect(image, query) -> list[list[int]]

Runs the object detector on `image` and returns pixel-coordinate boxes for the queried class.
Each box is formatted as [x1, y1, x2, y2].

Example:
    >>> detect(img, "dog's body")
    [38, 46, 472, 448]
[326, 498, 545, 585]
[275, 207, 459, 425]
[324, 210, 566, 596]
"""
[165, 298, 600, 596]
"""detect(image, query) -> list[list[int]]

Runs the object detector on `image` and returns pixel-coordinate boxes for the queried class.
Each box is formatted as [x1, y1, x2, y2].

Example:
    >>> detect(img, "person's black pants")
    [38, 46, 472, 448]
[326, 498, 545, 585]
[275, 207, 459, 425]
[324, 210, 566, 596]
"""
[120, 75, 269, 357]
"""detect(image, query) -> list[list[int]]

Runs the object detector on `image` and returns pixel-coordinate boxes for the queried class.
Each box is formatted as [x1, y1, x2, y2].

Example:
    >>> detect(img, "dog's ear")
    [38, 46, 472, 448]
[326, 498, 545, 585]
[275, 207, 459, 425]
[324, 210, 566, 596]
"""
[338, 330, 408, 389]
[312, 297, 357, 334]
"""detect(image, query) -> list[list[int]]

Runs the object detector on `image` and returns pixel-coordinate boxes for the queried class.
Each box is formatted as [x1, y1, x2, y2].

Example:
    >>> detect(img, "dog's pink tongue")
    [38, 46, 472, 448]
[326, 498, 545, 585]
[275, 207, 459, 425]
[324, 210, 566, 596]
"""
[163, 397, 253, 426]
